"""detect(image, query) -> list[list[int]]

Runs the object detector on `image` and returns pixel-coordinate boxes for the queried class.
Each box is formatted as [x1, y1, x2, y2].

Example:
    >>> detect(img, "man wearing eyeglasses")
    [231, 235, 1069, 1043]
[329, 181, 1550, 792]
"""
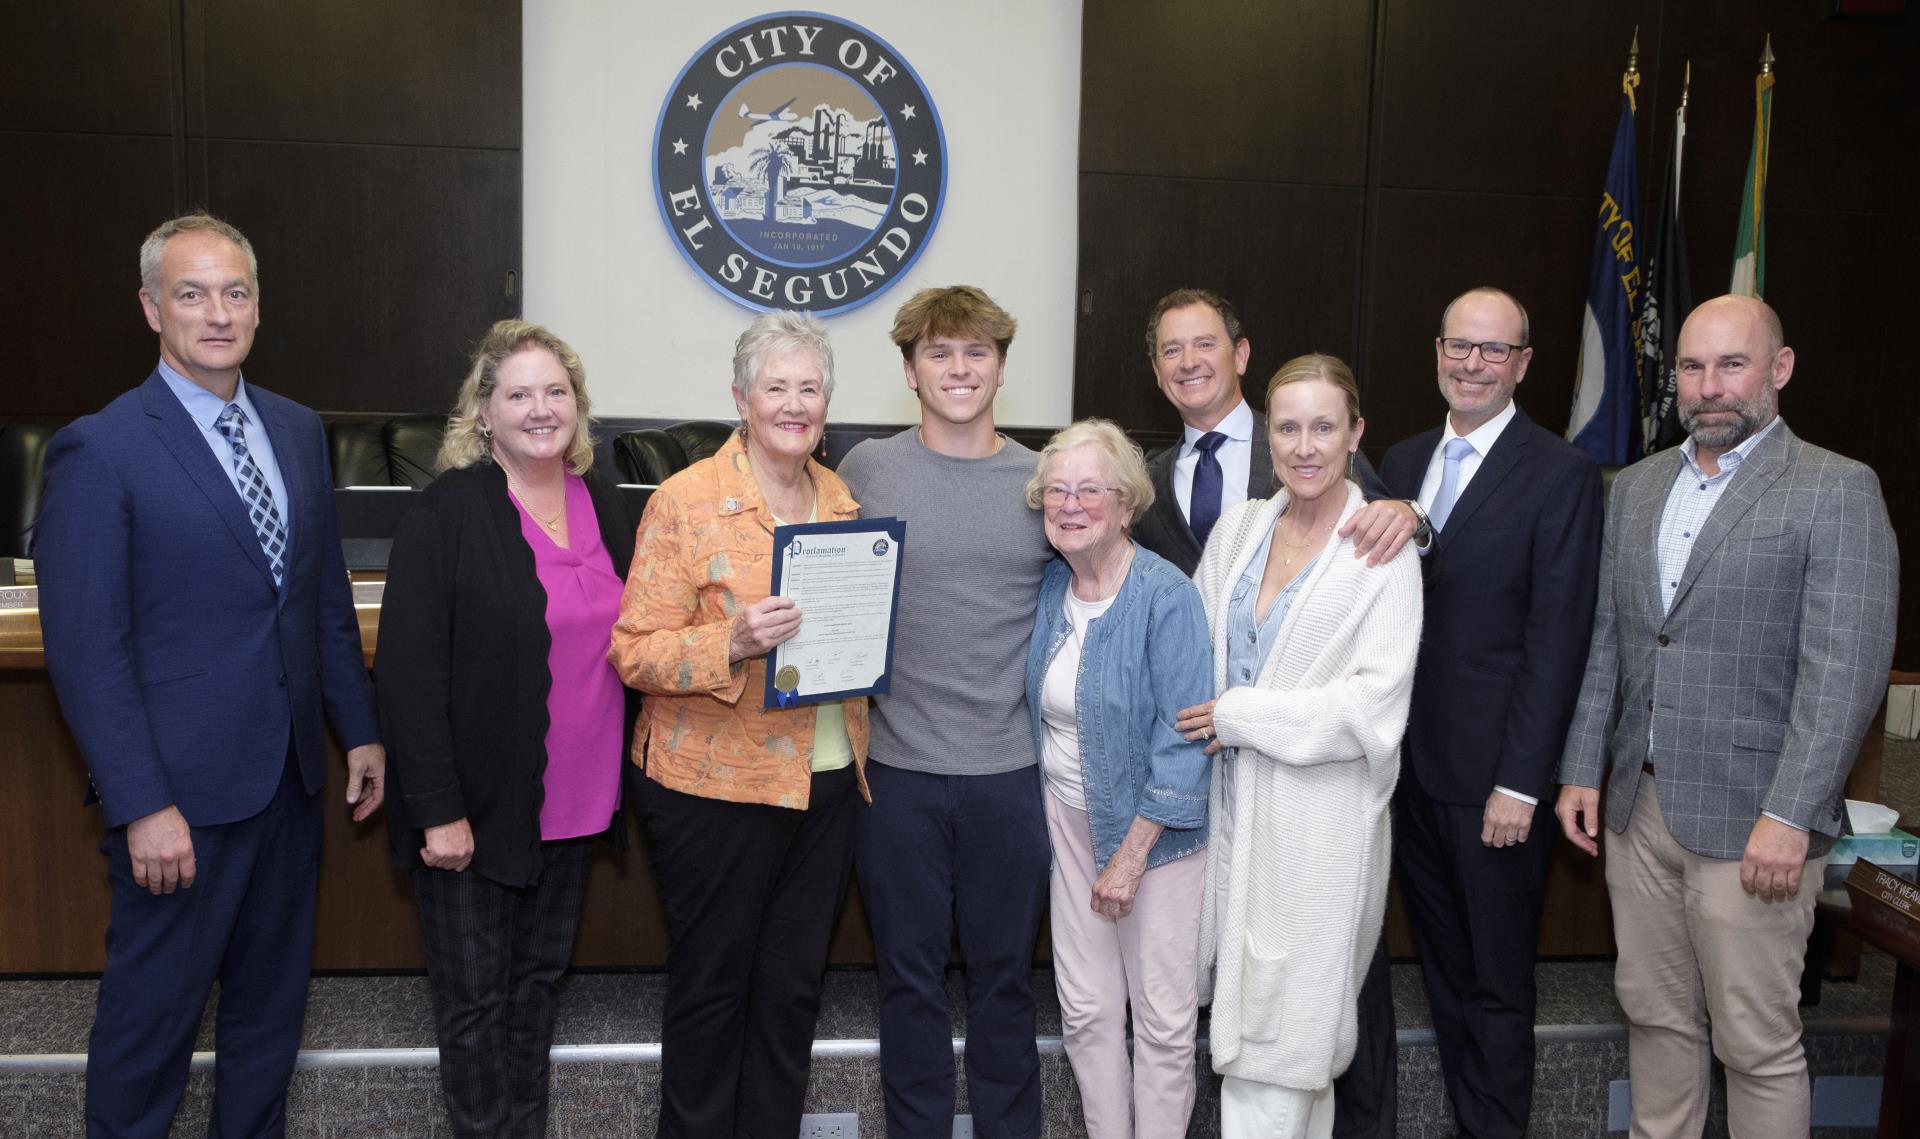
[1377, 286, 1603, 1139]
[1131, 286, 1412, 1139]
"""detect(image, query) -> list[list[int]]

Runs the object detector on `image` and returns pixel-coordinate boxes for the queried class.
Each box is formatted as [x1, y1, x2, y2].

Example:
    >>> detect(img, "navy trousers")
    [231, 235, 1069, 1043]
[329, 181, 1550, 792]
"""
[1394, 774, 1554, 1139]
[1333, 934, 1397, 1139]
[86, 749, 321, 1139]
[854, 760, 1050, 1139]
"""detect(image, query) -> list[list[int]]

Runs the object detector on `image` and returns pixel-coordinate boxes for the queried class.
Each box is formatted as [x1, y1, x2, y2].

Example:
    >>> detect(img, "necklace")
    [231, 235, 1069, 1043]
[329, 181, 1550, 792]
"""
[506, 473, 565, 532]
[1275, 516, 1333, 566]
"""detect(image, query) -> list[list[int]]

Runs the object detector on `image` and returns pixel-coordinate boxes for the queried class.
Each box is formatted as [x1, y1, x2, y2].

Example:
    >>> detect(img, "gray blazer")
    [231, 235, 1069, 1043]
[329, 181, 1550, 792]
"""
[1557, 422, 1898, 858]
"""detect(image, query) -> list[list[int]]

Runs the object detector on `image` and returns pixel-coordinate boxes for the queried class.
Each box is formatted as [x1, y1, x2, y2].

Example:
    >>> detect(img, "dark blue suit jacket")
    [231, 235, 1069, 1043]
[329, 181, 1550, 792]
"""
[35, 371, 378, 828]
[1380, 405, 1603, 805]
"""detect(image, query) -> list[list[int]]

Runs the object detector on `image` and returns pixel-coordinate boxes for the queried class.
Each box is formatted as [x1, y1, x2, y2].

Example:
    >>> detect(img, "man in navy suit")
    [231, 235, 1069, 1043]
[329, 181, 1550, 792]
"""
[1378, 287, 1602, 1138]
[35, 214, 385, 1138]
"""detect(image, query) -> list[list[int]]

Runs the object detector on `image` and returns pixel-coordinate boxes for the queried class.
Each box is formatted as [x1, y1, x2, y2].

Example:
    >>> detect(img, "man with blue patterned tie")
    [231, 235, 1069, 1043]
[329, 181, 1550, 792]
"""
[1130, 287, 1410, 1139]
[1379, 286, 1603, 1139]
[35, 214, 386, 1138]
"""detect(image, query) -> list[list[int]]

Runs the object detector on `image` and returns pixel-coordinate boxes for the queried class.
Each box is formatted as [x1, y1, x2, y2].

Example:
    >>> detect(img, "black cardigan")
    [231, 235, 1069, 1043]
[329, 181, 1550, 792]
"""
[375, 462, 638, 887]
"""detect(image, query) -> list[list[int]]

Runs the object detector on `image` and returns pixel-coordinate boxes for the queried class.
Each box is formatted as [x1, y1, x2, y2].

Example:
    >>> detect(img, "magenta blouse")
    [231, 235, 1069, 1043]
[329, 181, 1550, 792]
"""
[513, 473, 626, 840]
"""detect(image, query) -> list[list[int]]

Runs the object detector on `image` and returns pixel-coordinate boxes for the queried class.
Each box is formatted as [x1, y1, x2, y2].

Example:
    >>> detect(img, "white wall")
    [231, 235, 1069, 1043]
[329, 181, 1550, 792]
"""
[524, 2, 1081, 427]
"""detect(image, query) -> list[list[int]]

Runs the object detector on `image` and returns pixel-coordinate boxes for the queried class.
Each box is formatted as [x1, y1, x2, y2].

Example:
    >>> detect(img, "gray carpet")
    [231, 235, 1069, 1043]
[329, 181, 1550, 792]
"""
[4, 735, 1911, 1136]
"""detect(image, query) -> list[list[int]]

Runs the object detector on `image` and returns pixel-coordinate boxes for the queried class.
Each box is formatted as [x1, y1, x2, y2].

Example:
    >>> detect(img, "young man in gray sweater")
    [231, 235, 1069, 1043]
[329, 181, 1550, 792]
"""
[836, 285, 1053, 1139]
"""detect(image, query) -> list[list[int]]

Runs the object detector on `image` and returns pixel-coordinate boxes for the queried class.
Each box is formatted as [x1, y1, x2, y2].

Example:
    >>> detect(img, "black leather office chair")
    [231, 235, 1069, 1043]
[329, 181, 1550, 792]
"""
[611, 421, 737, 485]
[328, 421, 390, 486]
[667, 420, 736, 466]
[1, 419, 64, 558]
[328, 416, 446, 487]
[385, 416, 446, 488]
[611, 429, 686, 485]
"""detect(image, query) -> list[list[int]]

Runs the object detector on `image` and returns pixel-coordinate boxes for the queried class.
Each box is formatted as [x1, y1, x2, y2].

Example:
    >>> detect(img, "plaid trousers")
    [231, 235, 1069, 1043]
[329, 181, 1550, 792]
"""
[414, 839, 593, 1138]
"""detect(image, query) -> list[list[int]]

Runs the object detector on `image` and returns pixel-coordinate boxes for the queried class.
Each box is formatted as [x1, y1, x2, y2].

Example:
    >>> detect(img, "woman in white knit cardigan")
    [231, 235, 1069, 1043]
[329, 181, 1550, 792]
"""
[1177, 354, 1421, 1139]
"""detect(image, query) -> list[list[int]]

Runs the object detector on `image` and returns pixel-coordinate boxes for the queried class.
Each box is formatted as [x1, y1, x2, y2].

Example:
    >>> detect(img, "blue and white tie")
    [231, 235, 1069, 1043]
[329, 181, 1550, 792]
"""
[214, 404, 288, 587]
[1428, 437, 1475, 533]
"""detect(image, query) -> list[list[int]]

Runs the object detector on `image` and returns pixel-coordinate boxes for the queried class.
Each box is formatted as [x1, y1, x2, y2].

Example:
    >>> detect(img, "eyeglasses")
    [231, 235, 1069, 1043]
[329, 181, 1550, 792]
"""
[1041, 485, 1120, 507]
[1440, 338, 1526, 363]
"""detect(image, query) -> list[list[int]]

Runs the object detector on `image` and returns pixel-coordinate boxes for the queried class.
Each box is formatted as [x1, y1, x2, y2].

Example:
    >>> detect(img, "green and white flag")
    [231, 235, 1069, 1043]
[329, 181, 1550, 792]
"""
[1729, 50, 1775, 297]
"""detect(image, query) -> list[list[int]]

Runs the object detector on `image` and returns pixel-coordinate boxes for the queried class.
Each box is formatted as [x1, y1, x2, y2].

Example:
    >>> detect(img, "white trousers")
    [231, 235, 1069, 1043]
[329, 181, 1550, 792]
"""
[1219, 1076, 1335, 1139]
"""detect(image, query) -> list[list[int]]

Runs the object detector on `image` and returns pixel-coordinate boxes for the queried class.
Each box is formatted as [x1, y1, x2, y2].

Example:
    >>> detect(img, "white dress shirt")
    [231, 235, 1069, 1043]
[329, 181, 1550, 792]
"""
[1414, 399, 1535, 808]
[1172, 399, 1256, 523]
[1415, 398, 1518, 517]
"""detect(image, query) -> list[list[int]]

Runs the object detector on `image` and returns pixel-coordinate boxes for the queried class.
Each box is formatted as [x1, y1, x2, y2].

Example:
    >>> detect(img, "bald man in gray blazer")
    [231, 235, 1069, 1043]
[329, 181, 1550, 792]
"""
[1556, 295, 1898, 1139]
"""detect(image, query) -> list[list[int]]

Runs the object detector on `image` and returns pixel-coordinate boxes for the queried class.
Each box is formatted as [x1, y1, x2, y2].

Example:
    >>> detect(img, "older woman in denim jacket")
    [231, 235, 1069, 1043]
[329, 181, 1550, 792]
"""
[1023, 418, 1214, 1139]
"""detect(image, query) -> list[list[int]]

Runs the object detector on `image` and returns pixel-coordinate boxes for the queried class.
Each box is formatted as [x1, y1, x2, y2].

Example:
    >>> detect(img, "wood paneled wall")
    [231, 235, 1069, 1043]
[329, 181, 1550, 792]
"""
[1077, 0, 1918, 666]
[1, 0, 522, 419]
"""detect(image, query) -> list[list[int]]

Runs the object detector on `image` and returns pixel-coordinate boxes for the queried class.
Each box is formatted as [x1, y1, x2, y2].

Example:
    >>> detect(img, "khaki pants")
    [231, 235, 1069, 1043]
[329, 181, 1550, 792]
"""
[1607, 776, 1823, 1138]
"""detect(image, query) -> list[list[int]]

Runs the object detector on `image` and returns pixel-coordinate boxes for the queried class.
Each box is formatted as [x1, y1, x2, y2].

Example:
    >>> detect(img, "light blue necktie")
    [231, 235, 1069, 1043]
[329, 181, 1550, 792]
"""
[1428, 437, 1475, 533]
[215, 404, 288, 587]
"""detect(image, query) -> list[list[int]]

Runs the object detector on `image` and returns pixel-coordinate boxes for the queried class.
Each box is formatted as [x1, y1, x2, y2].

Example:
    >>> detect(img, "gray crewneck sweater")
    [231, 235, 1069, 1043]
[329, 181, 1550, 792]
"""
[837, 428, 1052, 775]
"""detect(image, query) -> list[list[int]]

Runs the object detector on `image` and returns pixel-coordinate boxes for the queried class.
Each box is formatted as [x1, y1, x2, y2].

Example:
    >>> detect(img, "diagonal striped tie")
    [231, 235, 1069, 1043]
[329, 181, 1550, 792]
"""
[214, 404, 288, 587]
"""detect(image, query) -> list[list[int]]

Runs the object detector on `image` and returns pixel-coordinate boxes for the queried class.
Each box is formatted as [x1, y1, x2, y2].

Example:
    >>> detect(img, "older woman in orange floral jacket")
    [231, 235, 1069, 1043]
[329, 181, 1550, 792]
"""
[610, 310, 868, 1139]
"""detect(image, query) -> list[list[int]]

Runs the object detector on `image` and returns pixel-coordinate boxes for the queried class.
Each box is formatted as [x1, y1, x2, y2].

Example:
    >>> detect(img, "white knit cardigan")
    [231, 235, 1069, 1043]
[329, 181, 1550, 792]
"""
[1195, 483, 1421, 1091]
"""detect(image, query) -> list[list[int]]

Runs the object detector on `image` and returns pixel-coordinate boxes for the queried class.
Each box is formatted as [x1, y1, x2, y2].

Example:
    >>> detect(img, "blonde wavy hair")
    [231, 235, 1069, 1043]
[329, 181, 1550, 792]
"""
[438, 320, 596, 474]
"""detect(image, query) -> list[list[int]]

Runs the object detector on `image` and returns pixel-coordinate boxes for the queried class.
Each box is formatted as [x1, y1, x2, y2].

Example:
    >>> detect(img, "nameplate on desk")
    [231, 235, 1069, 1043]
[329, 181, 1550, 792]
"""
[0, 585, 36, 611]
[1845, 859, 1920, 925]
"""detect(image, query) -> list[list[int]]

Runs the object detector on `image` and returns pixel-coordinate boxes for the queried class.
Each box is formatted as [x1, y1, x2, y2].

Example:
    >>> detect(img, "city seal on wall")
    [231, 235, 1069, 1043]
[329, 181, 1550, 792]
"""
[653, 12, 948, 316]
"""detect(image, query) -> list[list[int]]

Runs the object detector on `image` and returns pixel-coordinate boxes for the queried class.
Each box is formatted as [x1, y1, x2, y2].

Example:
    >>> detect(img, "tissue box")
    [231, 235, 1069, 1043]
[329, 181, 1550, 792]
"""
[1831, 828, 1920, 869]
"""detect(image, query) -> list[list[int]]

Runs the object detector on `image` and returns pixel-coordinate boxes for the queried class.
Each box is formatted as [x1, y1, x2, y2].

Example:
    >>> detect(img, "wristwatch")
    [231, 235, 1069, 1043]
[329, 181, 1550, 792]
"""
[1405, 498, 1433, 546]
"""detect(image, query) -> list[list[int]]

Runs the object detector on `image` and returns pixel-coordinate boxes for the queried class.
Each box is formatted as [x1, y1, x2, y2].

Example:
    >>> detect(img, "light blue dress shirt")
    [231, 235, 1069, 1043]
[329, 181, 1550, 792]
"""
[1656, 416, 1782, 613]
[1225, 527, 1318, 690]
[1653, 415, 1794, 827]
[158, 361, 293, 547]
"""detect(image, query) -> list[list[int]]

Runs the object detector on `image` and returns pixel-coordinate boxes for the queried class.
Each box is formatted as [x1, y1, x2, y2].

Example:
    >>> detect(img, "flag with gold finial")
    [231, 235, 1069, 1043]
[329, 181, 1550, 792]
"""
[1568, 31, 1644, 464]
[1729, 36, 1775, 297]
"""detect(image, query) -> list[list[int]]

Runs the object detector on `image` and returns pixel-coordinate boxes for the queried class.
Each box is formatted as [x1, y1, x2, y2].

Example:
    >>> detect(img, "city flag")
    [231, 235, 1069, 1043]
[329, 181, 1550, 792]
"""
[1729, 48, 1775, 296]
[1640, 92, 1692, 453]
[1568, 74, 1643, 464]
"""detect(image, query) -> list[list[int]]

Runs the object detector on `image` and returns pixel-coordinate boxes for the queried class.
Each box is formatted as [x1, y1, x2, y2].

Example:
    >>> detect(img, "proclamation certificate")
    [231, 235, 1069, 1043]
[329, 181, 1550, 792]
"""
[762, 517, 906, 709]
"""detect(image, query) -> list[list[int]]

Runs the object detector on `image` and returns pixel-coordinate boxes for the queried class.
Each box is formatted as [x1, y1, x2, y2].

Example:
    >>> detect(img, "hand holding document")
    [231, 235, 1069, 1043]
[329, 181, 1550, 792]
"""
[763, 518, 905, 709]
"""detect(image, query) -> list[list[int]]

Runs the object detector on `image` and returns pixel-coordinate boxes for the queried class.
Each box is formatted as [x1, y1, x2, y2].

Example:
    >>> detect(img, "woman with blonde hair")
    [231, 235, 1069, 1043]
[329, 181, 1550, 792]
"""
[378, 319, 636, 1136]
[1178, 354, 1421, 1138]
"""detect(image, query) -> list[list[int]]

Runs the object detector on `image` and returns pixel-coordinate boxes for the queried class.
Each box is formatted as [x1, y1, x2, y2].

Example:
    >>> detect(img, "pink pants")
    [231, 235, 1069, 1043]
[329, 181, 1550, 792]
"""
[1045, 792, 1206, 1139]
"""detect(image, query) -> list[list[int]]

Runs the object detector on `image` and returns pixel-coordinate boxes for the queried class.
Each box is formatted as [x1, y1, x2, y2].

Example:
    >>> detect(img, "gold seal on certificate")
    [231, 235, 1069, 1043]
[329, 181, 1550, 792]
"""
[763, 517, 905, 709]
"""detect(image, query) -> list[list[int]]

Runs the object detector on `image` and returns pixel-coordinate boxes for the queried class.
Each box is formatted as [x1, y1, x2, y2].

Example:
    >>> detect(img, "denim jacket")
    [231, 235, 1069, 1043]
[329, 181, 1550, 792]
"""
[1024, 543, 1214, 871]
